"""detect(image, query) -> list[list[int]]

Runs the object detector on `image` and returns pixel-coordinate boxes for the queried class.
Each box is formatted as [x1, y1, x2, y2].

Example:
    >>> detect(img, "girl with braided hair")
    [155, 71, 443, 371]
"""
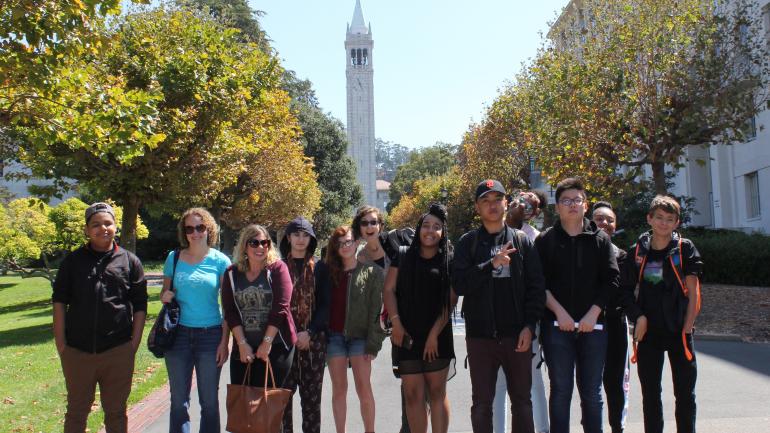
[383, 203, 457, 433]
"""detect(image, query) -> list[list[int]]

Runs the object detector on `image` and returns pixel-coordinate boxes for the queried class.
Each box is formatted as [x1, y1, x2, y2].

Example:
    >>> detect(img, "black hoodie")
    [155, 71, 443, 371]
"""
[535, 218, 619, 324]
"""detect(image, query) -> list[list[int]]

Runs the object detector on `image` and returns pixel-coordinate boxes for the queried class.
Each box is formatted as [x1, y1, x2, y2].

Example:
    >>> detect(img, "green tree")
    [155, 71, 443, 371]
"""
[375, 138, 411, 183]
[0, 0, 127, 126]
[520, 0, 769, 194]
[175, 0, 270, 49]
[388, 142, 457, 211]
[294, 103, 362, 238]
[180, 0, 357, 239]
[15, 8, 313, 252]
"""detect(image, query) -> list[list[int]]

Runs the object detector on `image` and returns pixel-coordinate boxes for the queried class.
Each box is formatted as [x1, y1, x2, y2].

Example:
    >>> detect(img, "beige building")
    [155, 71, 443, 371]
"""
[550, 0, 770, 233]
[345, 0, 378, 206]
[375, 179, 390, 212]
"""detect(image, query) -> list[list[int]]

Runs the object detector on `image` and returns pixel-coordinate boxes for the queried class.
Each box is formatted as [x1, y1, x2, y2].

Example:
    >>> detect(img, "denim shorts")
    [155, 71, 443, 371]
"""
[326, 332, 366, 358]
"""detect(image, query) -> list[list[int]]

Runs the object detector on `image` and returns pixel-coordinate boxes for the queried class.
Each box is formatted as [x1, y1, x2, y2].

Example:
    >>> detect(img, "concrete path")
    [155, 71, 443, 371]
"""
[137, 336, 770, 433]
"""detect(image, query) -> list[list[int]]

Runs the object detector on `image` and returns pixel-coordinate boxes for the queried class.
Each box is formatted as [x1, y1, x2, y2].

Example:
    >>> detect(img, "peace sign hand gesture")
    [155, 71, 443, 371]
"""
[492, 241, 517, 268]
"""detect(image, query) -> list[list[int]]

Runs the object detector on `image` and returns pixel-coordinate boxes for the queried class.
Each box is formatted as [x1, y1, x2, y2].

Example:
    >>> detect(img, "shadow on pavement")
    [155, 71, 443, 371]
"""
[695, 339, 770, 377]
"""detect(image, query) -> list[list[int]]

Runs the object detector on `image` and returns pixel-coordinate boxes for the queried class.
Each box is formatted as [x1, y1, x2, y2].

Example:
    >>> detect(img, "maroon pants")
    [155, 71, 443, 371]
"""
[60, 342, 135, 433]
[467, 337, 534, 433]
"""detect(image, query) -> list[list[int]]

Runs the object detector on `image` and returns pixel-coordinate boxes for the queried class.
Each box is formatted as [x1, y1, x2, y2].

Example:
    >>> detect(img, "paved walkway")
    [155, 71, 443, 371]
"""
[131, 334, 770, 433]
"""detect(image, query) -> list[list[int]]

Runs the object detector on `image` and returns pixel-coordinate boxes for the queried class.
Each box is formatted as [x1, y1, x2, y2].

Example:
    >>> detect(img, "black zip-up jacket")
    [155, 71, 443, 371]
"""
[535, 218, 619, 324]
[52, 243, 147, 353]
[620, 230, 703, 333]
[452, 225, 546, 339]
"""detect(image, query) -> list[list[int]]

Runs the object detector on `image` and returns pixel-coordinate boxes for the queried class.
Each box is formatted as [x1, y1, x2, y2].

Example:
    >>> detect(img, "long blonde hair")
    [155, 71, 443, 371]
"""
[233, 224, 280, 272]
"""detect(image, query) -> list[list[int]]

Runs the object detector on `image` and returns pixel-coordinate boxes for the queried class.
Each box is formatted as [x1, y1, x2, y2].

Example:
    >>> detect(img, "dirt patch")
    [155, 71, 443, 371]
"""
[698, 284, 770, 343]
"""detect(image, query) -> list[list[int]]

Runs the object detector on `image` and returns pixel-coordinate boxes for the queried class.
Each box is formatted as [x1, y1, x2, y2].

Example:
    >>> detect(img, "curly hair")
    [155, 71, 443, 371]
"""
[351, 205, 384, 240]
[325, 225, 353, 285]
[233, 224, 280, 273]
[176, 207, 219, 248]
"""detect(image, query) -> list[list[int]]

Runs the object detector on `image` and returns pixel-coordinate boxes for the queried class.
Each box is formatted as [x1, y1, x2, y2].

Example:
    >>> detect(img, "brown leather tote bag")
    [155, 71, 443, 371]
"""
[225, 360, 292, 433]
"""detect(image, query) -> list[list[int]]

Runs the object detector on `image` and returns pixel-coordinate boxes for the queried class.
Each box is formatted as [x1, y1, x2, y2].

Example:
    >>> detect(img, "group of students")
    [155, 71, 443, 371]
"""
[51, 176, 702, 433]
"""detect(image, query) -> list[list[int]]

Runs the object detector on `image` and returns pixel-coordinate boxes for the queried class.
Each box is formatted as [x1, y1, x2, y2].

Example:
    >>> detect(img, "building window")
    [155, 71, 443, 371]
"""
[742, 116, 756, 141]
[746, 171, 760, 219]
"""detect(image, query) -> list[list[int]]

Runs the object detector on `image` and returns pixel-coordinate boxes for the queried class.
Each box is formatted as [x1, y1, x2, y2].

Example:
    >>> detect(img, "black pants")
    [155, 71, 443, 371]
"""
[637, 330, 697, 433]
[603, 313, 629, 433]
[230, 342, 295, 388]
[467, 337, 534, 433]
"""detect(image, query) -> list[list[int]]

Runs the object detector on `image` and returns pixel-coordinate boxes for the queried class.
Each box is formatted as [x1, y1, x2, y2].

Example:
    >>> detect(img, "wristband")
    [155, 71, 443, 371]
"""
[263, 335, 273, 344]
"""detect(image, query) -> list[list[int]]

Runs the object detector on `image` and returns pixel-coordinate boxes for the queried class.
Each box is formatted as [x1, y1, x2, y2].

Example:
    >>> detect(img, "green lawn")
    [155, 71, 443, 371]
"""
[0, 275, 168, 432]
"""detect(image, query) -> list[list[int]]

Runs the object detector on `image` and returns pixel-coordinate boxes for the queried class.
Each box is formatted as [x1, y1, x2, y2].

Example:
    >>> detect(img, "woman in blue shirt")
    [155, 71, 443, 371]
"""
[160, 207, 231, 433]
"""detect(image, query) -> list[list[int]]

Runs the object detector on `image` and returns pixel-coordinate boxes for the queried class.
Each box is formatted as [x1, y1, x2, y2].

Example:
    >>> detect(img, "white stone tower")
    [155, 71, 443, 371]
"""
[345, 0, 377, 206]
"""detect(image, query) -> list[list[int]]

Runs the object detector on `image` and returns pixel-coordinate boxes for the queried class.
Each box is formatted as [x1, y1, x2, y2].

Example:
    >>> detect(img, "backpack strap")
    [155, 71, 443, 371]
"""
[169, 249, 181, 293]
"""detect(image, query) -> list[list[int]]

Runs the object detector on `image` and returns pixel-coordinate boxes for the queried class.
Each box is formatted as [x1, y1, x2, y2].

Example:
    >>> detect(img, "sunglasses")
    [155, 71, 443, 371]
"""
[338, 239, 355, 249]
[359, 219, 379, 228]
[247, 238, 271, 249]
[184, 224, 207, 234]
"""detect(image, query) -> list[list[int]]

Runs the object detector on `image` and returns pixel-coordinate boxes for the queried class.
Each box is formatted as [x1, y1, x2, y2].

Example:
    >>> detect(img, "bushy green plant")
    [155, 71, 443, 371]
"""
[681, 228, 770, 286]
[617, 227, 770, 286]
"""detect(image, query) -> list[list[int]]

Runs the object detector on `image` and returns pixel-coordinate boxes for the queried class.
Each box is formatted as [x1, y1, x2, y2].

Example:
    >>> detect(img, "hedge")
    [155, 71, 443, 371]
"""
[679, 228, 770, 286]
[615, 227, 770, 287]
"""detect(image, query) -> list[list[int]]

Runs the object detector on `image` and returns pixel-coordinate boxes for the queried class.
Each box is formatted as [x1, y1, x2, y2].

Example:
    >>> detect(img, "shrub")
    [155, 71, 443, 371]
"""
[618, 227, 770, 286]
[680, 228, 770, 287]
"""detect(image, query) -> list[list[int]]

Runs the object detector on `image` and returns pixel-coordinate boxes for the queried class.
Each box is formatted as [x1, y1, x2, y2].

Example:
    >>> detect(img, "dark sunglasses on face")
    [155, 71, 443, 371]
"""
[359, 219, 379, 228]
[184, 224, 207, 234]
[247, 238, 271, 248]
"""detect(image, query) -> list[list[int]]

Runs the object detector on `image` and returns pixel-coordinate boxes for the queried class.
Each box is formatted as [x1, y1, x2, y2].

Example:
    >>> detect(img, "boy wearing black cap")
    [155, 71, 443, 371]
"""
[452, 180, 546, 433]
[52, 202, 148, 433]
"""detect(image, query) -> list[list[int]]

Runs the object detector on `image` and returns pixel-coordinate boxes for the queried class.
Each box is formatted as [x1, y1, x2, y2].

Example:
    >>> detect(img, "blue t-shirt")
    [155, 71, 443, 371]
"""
[164, 249, 231, 327]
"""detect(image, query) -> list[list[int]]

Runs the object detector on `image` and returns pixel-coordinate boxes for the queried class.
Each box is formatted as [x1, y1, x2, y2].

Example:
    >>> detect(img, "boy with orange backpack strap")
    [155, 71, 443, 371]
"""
[621, 195, 703, 433]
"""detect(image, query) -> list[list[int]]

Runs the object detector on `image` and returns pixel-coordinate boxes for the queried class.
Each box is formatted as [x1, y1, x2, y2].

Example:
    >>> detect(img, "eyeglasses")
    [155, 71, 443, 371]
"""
[558, 197, 585, 207]
[359, 219, 379, 228]
[338, 239, 355, 249]
[184, 224, 207, 234]
[247, 238, 271, 248]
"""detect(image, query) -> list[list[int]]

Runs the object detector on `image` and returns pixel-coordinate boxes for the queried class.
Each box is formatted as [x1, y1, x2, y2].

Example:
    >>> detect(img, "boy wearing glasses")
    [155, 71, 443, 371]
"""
[535, 178, 619, 433]
[452, 180, 546, 433]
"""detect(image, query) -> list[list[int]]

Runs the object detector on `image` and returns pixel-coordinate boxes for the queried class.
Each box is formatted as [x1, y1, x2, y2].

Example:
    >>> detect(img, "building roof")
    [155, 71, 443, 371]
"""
[349, 0, 369, 35]
[376, 179, 390, 191]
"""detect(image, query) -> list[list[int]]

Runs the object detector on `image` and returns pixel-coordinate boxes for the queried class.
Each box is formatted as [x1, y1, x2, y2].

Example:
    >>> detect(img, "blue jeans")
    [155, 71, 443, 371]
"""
[164, 325, 223, 433]
[542, 325, 608, 433]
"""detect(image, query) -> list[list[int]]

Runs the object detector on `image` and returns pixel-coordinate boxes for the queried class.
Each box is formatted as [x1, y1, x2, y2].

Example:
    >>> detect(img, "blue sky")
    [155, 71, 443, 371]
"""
[255, 1, 566, 149]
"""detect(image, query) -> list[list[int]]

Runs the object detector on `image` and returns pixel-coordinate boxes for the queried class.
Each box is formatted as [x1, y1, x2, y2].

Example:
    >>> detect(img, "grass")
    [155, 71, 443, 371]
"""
[0, 275, 167, 432]
[141, 260, 165, 274]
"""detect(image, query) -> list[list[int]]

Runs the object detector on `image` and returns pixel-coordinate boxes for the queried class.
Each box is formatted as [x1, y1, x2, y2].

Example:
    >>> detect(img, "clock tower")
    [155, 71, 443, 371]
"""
[345, 0, 377, 206]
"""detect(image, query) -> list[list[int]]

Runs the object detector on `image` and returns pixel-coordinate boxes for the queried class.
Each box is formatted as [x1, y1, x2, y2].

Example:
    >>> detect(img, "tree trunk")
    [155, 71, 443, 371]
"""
[121, 196, 141, 253]
[651, 161, 667, 195]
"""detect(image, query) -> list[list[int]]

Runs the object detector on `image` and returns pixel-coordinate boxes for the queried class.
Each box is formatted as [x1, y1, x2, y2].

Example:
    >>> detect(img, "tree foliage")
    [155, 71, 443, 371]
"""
[388, 142, 458, 212]
[388, 167, 473, 242]
[375, 138, 411, 183]
[519, 0, 769, 194]
[13, 7, 319, 251]
[293, 103, 361, 238]
[179, 0, 356, 238]
[0, 0, 127, 125]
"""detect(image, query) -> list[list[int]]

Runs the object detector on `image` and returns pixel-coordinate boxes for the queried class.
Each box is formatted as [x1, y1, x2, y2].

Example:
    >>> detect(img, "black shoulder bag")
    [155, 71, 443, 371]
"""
[147, 249, 181, 358]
